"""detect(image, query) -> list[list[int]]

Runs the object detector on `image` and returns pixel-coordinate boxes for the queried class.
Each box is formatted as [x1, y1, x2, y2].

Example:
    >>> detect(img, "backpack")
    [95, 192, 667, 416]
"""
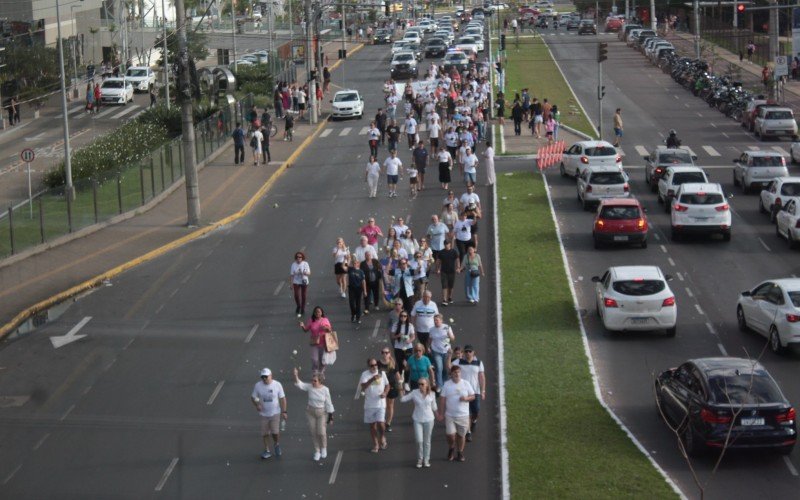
[250, 134, 258, 148]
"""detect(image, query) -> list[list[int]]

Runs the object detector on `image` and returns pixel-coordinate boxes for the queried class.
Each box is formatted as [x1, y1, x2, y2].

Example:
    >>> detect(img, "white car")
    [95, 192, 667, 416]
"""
[124, 66, 156, 92]
[464, 27, 483, 39]
[458, 35, 483, 52]
[455, 39, 480, 55]
[776, 199, 800, 248]
[733, 150, 789, 194]
[759, 176, 800, 221]
[592, 266, 677, 336]
[657, 166, 709, 211]
[670, 183, 732, 241]
[737, 278, 800, 354]
[791, 141, 800, 164]
[403, 31, 422, 44]
[754, 106, 798, 141]
[577, 165, 630, 210]
[559, 140, 622, 179]
[229, 59, 254, 69]
[391, 40, 410, 55]
[330, 89, 364, 119]
[99, 78, 134, 105]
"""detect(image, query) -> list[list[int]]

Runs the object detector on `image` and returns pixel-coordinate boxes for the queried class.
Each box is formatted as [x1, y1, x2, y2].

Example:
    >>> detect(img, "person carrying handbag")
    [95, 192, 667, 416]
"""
[299, 306, 332, 375]
[457, 245, 484, 304]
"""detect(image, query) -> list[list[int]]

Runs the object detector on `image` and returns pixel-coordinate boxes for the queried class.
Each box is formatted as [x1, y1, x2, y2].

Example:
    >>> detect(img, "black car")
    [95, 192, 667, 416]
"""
[565, 17, 581, 30]
[373, 29, 393, 44]
[425, 39, 448, 58]
[655, 357, 797, 456]
[577, 20, 597, 35]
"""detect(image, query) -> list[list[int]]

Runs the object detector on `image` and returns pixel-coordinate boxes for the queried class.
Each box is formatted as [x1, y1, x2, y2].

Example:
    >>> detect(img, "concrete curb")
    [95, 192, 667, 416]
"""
[0, 116, 330, 341]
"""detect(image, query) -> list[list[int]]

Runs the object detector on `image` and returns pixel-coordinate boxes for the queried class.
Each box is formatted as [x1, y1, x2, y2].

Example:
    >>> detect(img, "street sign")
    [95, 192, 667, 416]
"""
[775, 55, 789, 77]
[20, 148, 35, 163]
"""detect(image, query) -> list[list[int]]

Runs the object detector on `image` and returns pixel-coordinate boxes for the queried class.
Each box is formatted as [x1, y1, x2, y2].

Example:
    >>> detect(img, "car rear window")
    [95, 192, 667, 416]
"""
[780, 183, 800, 196]
[584, 146, 617, 156]
[672, 172, 706, 184]
[679, 193, 724, 204]
[766, 111, 793, 120]
[589, 172, 625, 185]
[612, 280, 665, 296]
[599, 206, 640, 219]
[789, 291, 800, 307]
[659, 152, 692, 164]
[751, 156, 784, 166]
[707, 370, 784, 404]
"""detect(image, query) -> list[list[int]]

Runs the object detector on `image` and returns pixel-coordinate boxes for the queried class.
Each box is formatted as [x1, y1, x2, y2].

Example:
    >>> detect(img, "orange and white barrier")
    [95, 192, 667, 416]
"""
[536, 140, 565, 171]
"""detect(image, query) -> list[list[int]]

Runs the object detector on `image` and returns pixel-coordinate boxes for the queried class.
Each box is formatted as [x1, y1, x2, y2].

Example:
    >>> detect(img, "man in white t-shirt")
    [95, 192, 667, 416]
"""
[386, 92, 400, 120]
[360, 358, 390, 452]
[383, 150, 404, 197]
[404, 113, 418, 150]
[411, 291, 439, 351]
[461, 147, 478, 185]
[452, 211, 475, 258]
[459, 184, 481, 212]
[354, 235, 377, 264]
[437, 365, 475, 462]
[428, 118, 442, 154]
[251, 368, 287, 459]
[452, 345, 486, 442]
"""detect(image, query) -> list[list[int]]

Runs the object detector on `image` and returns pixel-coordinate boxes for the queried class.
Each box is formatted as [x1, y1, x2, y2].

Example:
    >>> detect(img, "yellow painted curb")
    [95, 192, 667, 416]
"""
[0, 116, 331, 340]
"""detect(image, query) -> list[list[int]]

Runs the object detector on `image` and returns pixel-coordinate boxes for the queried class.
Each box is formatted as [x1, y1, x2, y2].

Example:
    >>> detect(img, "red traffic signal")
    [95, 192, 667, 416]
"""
[737, 3, 745, 13]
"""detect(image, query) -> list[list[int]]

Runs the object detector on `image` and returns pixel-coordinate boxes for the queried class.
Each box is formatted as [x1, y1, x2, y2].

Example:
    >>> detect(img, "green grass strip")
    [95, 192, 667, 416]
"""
[497, 172, 677, 498]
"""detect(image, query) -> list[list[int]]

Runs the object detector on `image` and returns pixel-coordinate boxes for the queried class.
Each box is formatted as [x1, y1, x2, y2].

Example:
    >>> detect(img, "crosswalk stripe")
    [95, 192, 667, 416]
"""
[339, 127, 352, 136]
[359, 126, 369, 135]
[772, 146, 790, 156]
[94, 105, 119, 119]
[616, 147, 626, 157]
[748, 145, 760, 150]
[634, 145, 649, 156]
[679, 145, 697, 157]
[111, 105, 139, 119]
[320, 129, 332, 138]
[702, 145, 721, 156]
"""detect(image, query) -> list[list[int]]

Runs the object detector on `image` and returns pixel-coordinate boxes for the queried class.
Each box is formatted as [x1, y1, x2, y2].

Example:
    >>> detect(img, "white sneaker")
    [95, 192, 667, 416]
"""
[313, 450, 321, 461]
[341, 292, 346, 298]
[320, 448, 328, 459]
[416, 460, 423, 468]
[423, 459, 431, 468]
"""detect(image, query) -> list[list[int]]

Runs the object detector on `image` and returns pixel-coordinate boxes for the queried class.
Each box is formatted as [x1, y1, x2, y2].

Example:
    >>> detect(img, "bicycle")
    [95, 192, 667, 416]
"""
[266, 122, 278, 138]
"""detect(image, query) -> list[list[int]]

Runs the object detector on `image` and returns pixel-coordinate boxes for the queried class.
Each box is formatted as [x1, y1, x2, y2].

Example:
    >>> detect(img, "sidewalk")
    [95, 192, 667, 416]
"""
[0, 40, 364, 336]
[500, 121, 585, 155]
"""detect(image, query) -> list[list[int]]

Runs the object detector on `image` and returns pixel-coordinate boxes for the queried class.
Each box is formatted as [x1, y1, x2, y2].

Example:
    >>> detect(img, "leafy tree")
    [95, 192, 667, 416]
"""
[0, 44, 68, 106]
[154, 29, 209, 69]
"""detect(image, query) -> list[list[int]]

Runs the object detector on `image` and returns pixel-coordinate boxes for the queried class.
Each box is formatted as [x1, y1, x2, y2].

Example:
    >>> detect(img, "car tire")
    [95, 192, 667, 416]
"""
[770, 206, 779, 223]
[593, 236, 600, 249]
[641, 238, 648, 249]
[789, 232, 798, 249]
[664, 324, 676, 337]
[742, 182, 750, 195]
[770, 326, 786, 354]
[722, 230, 731, 242]
[559, 162, 567, 177]
[664, 199, 671, 213]
[732, 172, 739, 187]
[759, 198, 767, 214]
[737, 306, 749, 332]
[670, 227, 680, 241]
[657, 192, 663, 204]
[682, 424, 704, 457]
[582, 199, 591, 211]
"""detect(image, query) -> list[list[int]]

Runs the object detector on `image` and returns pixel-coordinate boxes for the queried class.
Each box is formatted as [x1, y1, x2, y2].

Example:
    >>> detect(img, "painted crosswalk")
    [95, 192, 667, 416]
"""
[339, 127, 352, 136]
[320, 129, 333, 138]
[111, 105, 140, 119]
[702, 145, 721, 157]
[634, 145, 649, 156]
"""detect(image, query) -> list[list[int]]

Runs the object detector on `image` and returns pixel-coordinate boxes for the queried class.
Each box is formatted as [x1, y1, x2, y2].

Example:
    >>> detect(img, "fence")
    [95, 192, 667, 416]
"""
[692, 15, 792, 69]
[0, 95, 250, 260]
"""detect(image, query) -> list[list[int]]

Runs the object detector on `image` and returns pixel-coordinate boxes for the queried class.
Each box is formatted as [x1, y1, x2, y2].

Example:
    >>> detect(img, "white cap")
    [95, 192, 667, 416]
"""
[260, 368, 272, 377]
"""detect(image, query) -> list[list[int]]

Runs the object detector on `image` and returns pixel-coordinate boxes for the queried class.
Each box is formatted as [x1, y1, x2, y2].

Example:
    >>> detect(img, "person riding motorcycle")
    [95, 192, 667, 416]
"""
[665, 129, 681, 148]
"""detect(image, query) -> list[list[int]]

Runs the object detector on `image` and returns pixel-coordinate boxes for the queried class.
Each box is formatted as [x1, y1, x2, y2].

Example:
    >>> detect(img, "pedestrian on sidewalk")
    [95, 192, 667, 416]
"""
[399, 377, 438, 468]
[360, 358, 390, 453]
[260, 123, 271, 164]
[613, 108, 623, 148]
[10, 96, 19, 124]
[762, 66, 771, 90]
[531, 98, 543, 138]
[251, 368, 287, 460]
[545, 115, 556, 144]
[296, 86, 307, 120]
[299, 306, 333, 375]
[284, 113, 294, 141]
[495, 92, 505, 125]
[511, 101, 523, 136]
[746, 41, 755, 62]
[437, 365, 475, 462]
[232, 122, 246, 165]
[250, 127, 264, 166]
[552, 105, 561, 141]
[368, 121, 381, 157]
[292, 367, 334, 462]
[93, 84, 101, 114]
[451, 345, 486, 443]
[290, 251, 311, 317]
[274, 87, 284, 119]
[149, 87, 157, 108]
[323, 66, 331, 93]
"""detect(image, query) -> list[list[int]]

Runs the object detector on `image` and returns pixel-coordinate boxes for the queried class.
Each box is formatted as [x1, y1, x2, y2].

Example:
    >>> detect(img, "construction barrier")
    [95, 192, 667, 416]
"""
[536, 140, 565, 171]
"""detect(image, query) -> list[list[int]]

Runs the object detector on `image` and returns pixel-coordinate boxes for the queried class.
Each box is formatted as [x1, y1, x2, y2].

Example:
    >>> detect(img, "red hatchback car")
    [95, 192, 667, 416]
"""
[593, 198, 649, 248]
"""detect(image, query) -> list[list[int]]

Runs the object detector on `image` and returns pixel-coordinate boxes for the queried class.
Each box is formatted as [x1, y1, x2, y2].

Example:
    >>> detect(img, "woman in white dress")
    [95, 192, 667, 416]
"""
[483, 141, 496, 186]
[365, 155, 381, 198]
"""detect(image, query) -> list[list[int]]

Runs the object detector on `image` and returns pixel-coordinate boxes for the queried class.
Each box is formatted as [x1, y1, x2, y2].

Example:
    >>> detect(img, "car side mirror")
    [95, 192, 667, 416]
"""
[727, 193, 734, 199]
[664, 274, 673, 281]
[329, 100, 332, 103]
[590, 276, 601, 283]
[741, 290, 752, 297]
[732, 158, 739, 163]
[691, 155, 698, 161]
[642, 207, 648, 213]
[643, 155, 650, 161]
[563, 150, 569, 155]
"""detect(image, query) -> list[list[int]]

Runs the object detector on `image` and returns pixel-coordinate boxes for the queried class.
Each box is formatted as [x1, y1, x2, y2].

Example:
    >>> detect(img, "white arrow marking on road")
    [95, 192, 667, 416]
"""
[339, 127, 352, 136]
[634, 145, 648, 156]
[320, 129, 332, 138]
[50, 316, 91, 348]
[702, 146, 721, 157]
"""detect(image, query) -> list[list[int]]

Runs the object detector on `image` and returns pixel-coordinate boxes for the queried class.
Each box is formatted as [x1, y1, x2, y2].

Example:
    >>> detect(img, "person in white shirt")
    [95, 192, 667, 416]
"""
[404, 113, 418, 150]
[392, 217, 409, 239]
[459, 183, 481, 211]
[368, 121, 381, 157]
[251, 128, 264, 166]
[295, 87, 307, 120]
[436, 365, 475, 462]
[426, 214, 449, 259]
[436, 148, 453, 190]
[399, 378, 438, 468]
[452, 211, 475, 258]
[383, 150, 403, 197]
[452, 345, 486, 443]
[461, 147, 478, 185]
[251, 368, 287, 459]
[293, 368, 334, 461]
[290, 251, 311, 317]
[483, 140, 496, 186]
[332, 237, 350, 297]
[354, 235, 377, 264]
[428, 118, 442, 154]
[360, 358, 390, 453]
[365, 155, 381, 198]
[411, 291, 439, 351]
[386, 92, 400, 120]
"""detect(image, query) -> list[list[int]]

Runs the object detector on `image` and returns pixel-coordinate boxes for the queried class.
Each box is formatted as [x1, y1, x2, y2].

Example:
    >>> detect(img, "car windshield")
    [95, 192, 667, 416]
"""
[580, 20, 594, 25]
[394, 54, 413, 61]
[445, 54, 466, 61]
[672, 172, 706, 184]
[102, 81, 124, 89]
[589, 172, 625, 185]
[428, 40, 445, 46]
[781, 183, 800, 196]
[707, 369, 784, 405]
[751, 156, 784, 166]
[584, 146, 617, 156]
[679, 193, 724, 204]
[334, 93, 358, 102]
[126, 69, 147, 77]
[659, 152, 693, 164]
[767, 111, 793, 120]
[376, 29, 389, 35]
[613, 280, 666, 296]
[600, 206, 640, 219]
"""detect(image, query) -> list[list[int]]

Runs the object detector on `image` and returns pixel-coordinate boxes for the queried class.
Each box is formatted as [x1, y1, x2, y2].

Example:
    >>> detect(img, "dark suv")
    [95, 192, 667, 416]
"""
[577, 20, 597, 35]
[425, 38, 448, 58]
[373, 28, 393, 44]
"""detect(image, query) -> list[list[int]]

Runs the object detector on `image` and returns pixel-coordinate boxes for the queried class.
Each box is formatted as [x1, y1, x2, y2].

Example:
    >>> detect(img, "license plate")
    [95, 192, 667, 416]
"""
[630, 318, 649, 325]
[613, 235, 628, 241]
[691, 217, 709, 221]
[741, 417, 764, 426]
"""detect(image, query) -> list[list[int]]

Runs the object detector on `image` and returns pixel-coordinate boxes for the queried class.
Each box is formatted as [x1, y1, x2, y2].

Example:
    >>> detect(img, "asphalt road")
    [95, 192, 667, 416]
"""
[0, 43, 500, 498]
[544, 26, 800, 498]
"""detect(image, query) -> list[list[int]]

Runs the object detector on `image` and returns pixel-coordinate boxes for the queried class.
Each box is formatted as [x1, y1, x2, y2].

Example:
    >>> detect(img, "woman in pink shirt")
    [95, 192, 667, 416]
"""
[359, 218, 384, 246]
[545, 116, 556, 145]
[300, 306, 333, 374]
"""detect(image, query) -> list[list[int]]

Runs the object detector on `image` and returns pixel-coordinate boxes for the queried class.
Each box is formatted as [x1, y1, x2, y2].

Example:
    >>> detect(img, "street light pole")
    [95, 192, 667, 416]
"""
[232, 0, 238, 71]
[161, 0, 170, 108]
[56, 0, 75, 198]
[175, 0, 201, 225]
[71, 5, 80, 99]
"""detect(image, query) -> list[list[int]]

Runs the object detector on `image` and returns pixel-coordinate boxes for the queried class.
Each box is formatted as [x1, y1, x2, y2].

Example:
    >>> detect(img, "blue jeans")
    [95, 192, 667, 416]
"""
[465, 272, 480, 302]
[413, 420, 434, 462]
[464, 172, 476, 185]
[477, 121, 485, 141]
[432, 350, 449, 387]
[388, 140, 397, 152]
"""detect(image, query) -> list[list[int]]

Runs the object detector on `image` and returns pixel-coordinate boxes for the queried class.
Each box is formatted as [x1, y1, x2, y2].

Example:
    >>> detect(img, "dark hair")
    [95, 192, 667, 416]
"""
[311, 306, 326, 320]
[450, 365, 462, 373]
[295, 251, 306, 260]
[394, 314, 411, 336]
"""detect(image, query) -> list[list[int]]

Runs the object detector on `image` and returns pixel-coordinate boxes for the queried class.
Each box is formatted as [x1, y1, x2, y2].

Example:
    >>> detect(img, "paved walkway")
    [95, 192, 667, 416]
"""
[0, 40, 363, 333]
[500, 120, 585, 155]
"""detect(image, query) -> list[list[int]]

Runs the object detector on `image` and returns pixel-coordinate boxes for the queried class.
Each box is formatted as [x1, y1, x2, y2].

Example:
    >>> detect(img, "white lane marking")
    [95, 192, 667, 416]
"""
[82, 385, 92, 395]
[329, 450, 344, 484]
[124, 337, 136, 349]
[722, 132, 729, 138]
[60, 404, 76, 421]
[696, 112, 703, 118]
[371, 319, 382, 338]
[659, 244, 667, 253]
[169, 288, 179, 298]
[679, 145, 697, 157]
[155, 304, 165, 315]
[94, 106, 119, 119]
[748, 145, 760, 150]
[320, 129, 333, 138]
[339, 127, 352, 136]
[653, 233, 660, 241]
[194, 262, 203, 271]
[50, 316, 92, 349]
[154, 458, 179, 491]
[758, 237, 771, 252]
[634, 145, 649, 156]
[3, 464, 22, 485]
[315, 217, 324, 228]
[667, 257, 676, 267]
[695, 304, 705, 316]
[111, 105, 140, 119]
[717, 343, 728, 356]
[683, 103, 689, 108]
[706, 322, 717, 335]
[685, 288, 694, 298]
[673, 95, 679, 100]
[331, 194, 338, 203]
[359, 126, 369, 135]
[32, 433, 50, 451]
[676, 272, 684, 281]
[245, 324, 259, 343]
[710, 122, 717, 128]
[207, 381, 225, 405]
[273, 281, 285, 296]
[702, 145, 721, 157]
[783, 456, 799, 476]
[104, 358, 117, 371]
[773, 146, 790, 156]
[180, 274, 192, 284]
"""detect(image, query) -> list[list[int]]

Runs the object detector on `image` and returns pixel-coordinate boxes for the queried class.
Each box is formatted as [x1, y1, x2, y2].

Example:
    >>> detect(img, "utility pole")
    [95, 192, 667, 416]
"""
[340, 0, 346, 88]
[174, 0, 201, 225]
[232, 0, 238, 71]
[56, 0, 75, 198]
[597, 43, 607, 140]
[305, 0, 317, 124]
[769, 0, 779, 101]
[161, 0, 170, 108]
[649, 0, 656, 30]
[693, 0, 700, 59]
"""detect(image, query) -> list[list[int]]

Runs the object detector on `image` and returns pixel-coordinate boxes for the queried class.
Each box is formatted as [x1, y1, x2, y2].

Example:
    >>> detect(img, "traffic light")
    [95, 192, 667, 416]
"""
[598, 85, 606, 99]
[737, 3, 745, 13]
[500, 34, 506, 51]
[597, 42, 608, 63]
